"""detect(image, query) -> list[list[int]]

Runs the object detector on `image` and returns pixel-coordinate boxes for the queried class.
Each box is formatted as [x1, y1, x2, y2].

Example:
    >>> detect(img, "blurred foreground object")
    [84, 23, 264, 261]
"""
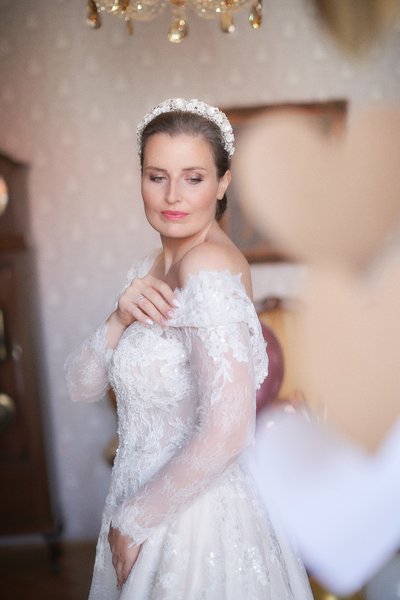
[248, 411, 400, 595]
[237, 106, 400, 450]
[239, 104, 400, 591]
[296, 260, 400, 451]
[237, 107, 400, 273]
[313, 0, 400, 54]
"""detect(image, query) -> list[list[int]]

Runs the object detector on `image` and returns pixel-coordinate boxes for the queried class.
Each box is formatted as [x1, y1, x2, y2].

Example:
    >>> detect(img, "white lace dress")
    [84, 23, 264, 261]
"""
[66, 253, 313, 600]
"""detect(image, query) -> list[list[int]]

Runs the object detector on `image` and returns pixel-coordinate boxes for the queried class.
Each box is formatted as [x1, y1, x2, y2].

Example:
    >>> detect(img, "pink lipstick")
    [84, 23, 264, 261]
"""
[161, 211, 188, 220]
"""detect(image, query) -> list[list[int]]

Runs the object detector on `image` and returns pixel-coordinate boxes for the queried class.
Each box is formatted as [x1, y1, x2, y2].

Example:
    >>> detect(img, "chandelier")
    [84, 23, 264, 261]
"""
[86, 1, 263, 43]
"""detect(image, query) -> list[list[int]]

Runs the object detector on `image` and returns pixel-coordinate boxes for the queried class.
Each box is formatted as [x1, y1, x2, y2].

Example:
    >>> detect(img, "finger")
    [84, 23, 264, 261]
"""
[148, 277, 177, 307]
[120, 288, 160, 320]
[108, 525, 116, 544]
[129, 302, 164, 327]
[123, 279, 178, 325]
[130, 276, 176, 308]
[131, 292, 177, 326]
[131, 545, 141, 568]
[129, 276, 178, 311]
[137, 291, 173, 321]
[122, 558, 134, 584]
[115, 560, 124, 589]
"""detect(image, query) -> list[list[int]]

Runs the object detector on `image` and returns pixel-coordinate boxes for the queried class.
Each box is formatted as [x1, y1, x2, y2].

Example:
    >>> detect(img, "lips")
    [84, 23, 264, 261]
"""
[161, 211, 189, 220]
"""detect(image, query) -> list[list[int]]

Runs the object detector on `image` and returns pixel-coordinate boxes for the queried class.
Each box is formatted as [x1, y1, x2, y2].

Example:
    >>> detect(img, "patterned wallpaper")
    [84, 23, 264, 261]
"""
[0, 0, 399, 539]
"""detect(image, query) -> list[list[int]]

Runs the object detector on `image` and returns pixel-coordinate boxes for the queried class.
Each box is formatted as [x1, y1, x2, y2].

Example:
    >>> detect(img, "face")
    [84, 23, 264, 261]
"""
[141, 133, 231, 241]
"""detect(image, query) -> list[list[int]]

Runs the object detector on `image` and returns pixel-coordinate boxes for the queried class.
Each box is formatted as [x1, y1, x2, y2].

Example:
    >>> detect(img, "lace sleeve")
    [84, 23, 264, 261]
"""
[65, 323, 113, 403]
[64, 250, 160, 403]
[111, 320, 257, 544]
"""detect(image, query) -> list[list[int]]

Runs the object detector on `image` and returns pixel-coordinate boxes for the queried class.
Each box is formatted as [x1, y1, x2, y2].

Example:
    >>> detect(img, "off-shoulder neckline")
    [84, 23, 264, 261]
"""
[174, 269, 250, 299]
[140, 250, 253, 302]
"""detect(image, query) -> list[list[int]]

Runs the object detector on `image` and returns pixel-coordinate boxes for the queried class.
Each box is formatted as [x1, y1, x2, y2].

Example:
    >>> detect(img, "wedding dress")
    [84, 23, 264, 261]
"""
[66, 252, 313, 600]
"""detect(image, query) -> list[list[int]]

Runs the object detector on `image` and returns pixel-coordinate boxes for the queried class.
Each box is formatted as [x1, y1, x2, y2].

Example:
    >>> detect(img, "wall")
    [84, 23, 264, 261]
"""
[0, 0, 399, 539]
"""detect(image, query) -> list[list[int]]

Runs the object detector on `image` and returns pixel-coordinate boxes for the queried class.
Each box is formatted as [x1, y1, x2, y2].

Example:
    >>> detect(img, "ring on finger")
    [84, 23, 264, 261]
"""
[136, 294, 145, 305]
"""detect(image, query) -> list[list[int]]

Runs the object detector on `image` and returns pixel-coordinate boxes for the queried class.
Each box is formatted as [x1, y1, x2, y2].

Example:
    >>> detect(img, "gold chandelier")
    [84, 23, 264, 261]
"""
[86, 0, 263, 43]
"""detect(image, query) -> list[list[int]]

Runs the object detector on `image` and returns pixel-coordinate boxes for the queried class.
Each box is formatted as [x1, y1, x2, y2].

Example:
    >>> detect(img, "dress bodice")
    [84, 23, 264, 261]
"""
[109, 321, 194, 499]
[110, 322, 192, 431]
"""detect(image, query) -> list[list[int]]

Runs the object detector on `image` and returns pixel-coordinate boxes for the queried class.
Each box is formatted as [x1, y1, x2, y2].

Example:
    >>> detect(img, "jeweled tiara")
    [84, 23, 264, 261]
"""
[136, 98, 235, 158]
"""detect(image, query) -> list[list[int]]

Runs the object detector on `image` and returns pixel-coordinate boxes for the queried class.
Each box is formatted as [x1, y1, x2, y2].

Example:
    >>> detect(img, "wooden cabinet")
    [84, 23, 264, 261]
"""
[0, 152, 59, 539]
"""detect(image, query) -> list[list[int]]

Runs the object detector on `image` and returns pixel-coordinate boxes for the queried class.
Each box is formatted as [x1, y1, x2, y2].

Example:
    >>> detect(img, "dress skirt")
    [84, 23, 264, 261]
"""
[88, 464, 312, 600]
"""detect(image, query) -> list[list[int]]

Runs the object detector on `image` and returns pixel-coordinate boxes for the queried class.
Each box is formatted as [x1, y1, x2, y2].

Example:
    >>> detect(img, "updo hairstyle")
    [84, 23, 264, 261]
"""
[139, 111, 231, 222]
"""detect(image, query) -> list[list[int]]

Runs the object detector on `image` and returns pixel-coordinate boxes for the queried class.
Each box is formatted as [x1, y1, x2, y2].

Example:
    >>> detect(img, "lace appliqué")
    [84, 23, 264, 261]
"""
[65, 323, 112, 403]
[66, 257, 312, 600]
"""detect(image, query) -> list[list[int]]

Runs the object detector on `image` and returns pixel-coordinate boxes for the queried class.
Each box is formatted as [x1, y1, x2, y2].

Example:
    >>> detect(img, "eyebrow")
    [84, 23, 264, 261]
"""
[143, 166, 208, 172]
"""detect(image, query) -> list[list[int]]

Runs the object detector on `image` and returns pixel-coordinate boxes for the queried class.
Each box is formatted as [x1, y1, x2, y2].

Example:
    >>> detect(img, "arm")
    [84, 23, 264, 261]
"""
[65, 273, 176, 403]
[64, 321, 114, 404]
[64, 312, 128, 404]
[111, 320, 256, 544]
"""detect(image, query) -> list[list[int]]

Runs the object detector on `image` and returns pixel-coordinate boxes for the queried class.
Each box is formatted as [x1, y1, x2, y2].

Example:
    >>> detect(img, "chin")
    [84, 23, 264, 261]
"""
[147, 219, 189, 238]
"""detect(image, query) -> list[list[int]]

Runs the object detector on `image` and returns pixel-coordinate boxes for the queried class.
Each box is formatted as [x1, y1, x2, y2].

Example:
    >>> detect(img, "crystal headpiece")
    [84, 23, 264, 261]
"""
[137, 98, 235, 158]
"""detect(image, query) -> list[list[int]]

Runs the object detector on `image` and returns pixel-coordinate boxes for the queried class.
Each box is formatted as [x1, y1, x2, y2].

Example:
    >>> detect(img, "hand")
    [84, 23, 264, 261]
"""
[115, 274, 177, 328]
[108, 525, 142, 589]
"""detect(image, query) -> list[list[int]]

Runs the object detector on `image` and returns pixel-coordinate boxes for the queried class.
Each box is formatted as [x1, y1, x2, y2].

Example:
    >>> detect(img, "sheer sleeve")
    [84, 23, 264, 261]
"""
[111, 319, 259, 545]
[65, 323, 113, 403]
[65, 251, 159, 403]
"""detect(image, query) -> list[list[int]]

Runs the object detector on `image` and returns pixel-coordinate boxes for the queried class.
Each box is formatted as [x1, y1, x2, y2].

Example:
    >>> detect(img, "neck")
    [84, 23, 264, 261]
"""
[161, 221, 216, 276]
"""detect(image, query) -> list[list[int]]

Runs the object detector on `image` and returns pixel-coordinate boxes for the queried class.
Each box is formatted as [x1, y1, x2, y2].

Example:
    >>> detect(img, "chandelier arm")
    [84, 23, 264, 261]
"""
[86, 0, 262, 38]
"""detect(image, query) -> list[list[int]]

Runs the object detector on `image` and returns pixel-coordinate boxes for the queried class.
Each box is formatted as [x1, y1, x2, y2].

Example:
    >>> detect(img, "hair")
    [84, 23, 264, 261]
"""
[139, 111, 231, 221]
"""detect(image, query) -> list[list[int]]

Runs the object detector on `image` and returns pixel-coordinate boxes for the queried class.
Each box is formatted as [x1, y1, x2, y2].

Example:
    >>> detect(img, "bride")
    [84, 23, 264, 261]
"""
[66, 98, 313, 600]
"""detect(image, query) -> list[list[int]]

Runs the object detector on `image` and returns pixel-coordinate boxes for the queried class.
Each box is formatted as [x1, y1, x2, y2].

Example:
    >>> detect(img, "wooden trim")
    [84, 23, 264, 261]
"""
[0, 235, 27, 253]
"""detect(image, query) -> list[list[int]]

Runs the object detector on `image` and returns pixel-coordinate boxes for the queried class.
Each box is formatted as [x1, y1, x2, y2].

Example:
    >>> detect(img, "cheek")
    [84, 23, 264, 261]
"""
[141, 183, 157, 210]
[196, 196, 217, 221]
[140, 180, 147, 202]
[194, 183, 219, 207]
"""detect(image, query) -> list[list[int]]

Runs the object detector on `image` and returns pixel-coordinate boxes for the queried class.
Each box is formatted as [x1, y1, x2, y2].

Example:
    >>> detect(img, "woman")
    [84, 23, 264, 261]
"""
[66, 98, 313, 599]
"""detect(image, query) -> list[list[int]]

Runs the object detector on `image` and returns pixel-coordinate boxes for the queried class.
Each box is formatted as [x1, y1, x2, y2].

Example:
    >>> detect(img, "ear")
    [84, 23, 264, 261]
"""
[217, 170, 231, 200]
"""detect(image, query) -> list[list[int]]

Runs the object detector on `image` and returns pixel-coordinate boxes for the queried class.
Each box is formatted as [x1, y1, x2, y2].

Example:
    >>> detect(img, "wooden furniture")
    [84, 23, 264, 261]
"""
[0, 152, 60, 548]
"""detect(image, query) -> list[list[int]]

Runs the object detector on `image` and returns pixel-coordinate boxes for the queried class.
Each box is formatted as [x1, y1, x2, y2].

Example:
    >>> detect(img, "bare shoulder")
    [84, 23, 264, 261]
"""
[178, 241, 253, 298]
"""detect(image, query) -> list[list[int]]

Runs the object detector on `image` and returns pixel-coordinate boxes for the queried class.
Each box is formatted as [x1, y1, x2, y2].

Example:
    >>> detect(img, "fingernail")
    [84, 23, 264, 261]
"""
[161, 318, 168, 327]
[145, 318, 154, 325]
[172, 298, 181, 307]
[167, 309, 174, 318]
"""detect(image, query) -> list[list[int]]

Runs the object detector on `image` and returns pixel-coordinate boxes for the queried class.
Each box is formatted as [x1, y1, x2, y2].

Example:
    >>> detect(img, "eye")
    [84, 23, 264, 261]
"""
[149, 175, 165, 183]
[187, 177, 203, 184]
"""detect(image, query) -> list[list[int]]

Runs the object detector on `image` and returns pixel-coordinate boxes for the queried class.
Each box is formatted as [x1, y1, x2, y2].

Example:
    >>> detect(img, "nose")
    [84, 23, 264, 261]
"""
[165, 179, 181, 205]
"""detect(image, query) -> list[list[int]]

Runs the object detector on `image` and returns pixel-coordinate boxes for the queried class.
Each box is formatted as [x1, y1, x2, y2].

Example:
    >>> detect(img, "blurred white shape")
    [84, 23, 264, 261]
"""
[247, 410, 400, 595]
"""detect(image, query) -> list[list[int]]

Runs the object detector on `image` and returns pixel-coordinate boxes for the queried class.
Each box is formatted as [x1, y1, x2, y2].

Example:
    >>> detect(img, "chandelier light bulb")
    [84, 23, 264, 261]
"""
[87, 0, 101, 28]
[125, 15, 134, 34]
[220, 11, 235, 33]
[249, 0, 262, 29]
[168, 17, 188, 42]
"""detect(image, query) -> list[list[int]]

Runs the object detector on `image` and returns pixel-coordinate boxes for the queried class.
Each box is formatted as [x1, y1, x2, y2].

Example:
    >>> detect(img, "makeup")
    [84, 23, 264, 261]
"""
[161, 211, 189, 220]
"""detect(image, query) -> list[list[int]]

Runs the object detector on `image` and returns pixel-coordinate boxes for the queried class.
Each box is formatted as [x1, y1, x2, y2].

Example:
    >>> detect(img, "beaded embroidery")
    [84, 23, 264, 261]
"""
[137, 98, 235, 157]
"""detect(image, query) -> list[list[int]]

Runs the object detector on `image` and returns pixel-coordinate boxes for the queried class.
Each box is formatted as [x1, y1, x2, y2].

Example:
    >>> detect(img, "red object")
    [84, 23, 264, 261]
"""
[256, 322, 285, 413]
